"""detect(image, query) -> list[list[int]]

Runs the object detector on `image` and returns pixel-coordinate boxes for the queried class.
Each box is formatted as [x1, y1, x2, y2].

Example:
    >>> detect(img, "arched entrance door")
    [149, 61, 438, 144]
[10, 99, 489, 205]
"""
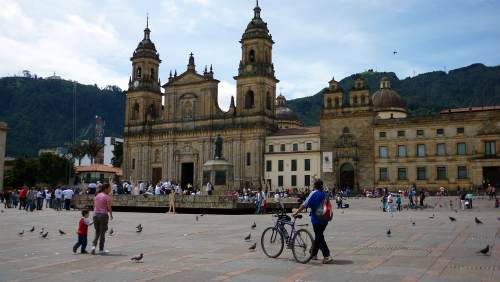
[339, 163, 355, 190]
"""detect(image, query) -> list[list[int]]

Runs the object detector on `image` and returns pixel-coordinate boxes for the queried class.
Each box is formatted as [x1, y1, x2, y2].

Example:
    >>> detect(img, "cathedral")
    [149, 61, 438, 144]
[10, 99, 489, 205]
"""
[123, 3, 282, 188]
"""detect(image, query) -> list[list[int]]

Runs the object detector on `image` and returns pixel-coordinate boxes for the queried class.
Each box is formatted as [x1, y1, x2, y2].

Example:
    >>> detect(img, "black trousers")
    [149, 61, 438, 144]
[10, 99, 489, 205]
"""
[73, 234, 88, 252]
[93, 214, 109, 251]
[64, 199, 71, 210]
[311, 223, 330, 257]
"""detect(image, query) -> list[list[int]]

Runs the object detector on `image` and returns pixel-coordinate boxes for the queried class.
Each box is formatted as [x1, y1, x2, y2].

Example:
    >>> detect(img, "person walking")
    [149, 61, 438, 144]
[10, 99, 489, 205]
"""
[36, 188, 43, 210]
[19, 186, 28, 210]
[54, 187, 63, 211]
[63, 187, 74, 210]
[91, 183, 113, 255]
[168, 189, 176, 214]
[45, 188, 52, 208]
[292, 179, 333, 264]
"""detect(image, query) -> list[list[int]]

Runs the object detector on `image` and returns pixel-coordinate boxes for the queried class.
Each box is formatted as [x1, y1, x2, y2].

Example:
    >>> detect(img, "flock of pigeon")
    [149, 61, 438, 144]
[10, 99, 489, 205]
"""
[17, 225, 66, 239]
[385, 215, 494, 256]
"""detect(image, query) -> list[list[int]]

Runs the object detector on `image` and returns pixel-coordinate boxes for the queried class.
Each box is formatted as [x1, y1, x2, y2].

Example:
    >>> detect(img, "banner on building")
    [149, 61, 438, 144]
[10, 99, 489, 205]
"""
[322, 152, 333, 172]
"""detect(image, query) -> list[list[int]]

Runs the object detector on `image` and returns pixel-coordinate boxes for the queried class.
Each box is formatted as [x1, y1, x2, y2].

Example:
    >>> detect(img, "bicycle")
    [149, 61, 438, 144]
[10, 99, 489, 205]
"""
[261, 209, 314, 264]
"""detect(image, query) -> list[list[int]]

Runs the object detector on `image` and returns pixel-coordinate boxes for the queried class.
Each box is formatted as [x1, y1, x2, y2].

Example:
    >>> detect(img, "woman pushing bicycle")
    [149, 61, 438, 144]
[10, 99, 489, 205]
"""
[292, 179, 333, 264]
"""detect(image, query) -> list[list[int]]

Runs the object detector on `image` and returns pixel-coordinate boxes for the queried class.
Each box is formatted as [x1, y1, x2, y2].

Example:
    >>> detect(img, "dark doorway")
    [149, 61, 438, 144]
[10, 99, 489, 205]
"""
[339, 163, 355, 190]
[152, 167, 162, 186]
[181, 162, 194, 189]
[483, 166, 500, 187]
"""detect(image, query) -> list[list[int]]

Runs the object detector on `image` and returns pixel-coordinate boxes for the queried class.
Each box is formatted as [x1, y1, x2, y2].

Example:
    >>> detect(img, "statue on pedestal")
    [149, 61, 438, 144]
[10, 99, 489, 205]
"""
[214, 134, 223, 159]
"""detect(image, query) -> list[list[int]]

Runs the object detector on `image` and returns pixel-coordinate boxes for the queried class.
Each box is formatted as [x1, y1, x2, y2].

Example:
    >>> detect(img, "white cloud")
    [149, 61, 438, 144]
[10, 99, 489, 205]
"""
[217, 80, 236, 111]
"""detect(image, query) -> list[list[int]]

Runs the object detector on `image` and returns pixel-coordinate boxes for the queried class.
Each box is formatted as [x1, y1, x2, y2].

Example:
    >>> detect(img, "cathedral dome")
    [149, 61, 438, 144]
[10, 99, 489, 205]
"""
[276, 94, 303, 128]
[241, 2, 273, 42]
[372, 77, 406, 111]
[131, 26, 160, 61]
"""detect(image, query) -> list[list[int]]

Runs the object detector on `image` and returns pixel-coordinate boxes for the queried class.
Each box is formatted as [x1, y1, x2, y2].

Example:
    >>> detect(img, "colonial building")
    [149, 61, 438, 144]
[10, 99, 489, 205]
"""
[320, 76, 500, 192]
[0, 121, 7, 192]
[264, 126, 320, 191]
[124, 3, 280, 188]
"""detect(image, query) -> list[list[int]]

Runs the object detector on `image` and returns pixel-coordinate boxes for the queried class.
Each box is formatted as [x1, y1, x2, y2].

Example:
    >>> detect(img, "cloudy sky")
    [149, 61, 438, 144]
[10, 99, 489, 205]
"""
[1, 0, 500, 110]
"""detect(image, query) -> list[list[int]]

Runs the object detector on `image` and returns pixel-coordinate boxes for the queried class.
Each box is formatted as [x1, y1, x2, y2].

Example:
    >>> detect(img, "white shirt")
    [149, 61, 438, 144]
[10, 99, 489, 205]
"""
[139, 182, 145, 192]
[45, 191, 51, 200]
[36, 191, 43, 198]
[155, 185, 161, 195]
[55, 189, 63, 199]
[175, 185, 182, 194]
[63, 189, 74, 200]
[206, 183, 212, 192]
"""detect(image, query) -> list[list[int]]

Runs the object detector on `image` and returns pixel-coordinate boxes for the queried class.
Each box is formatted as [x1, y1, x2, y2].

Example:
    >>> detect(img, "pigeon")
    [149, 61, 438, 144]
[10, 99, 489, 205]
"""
[449, 216, 456, 222]
[18, 230, 24, 236]
[131, 253, 144, 262]
[429, 214, 435, 219]
[200, 213, 205, 217]
[59, 229, 66, 235]
[136, 226, 143, 233]
[454, 209, 458, 213]
[1, 209, 4, 213]
[109, 228, 114, 236]
[251, 222, 256, 229]
[244, 233, 251, 241]
[136, 224, 142, 229]
[39, 228, 45, 235]
[393, 51, 398, 55]
[474, 217, 483, 224]
[30, 226, 35, 232]
[477, 245, 490, 255]
[41, 232, 48, 238]
[248, 243, 257, 251]
[412, 221, 416, 226]
[439, 204, 443, 208]
[196, 216, 199, 222]
[386, 229, 391, 237]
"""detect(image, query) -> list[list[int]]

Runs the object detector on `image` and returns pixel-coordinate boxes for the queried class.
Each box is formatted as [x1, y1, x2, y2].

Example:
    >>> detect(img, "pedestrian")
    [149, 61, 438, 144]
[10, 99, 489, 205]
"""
[3, 190, 11, 208]
[63, 187, 74, 210]
[206, 181, 213, 196]
[19, 186, 28, 210]
[396, 194, 402, 212]
[168, 188, 176, 214]
[73, 209, 93, 254]
[26, 188, 36, 212]
[45, 188, 52, 208]
[54, 187, 63, 211]
[292, 179, 333, 264]
[419, 189, 426, 207]
[255, 187, 265, 214]
[91, 183, 113, 255]
[36, 188, 43, 210]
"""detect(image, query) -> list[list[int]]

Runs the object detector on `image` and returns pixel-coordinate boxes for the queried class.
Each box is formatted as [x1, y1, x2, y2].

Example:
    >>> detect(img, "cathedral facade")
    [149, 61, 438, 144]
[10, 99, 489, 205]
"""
[123, 4, 279, 188]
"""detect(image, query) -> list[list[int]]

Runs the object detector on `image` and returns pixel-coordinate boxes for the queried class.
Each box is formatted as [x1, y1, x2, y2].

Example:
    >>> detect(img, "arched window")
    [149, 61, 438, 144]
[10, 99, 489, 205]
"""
[266, 92, 272, 110]
[334, 97, 340, 107]
[132, 102, 139, 120]
[150, 68, 155, 79]
[183, 101, 193, 119]
[245, 90, 255, 109]
[136, 67, 142, 79]
[248, 49, 255, 63]
[326, 97, 333, 109]
[343, 127, 350, 134]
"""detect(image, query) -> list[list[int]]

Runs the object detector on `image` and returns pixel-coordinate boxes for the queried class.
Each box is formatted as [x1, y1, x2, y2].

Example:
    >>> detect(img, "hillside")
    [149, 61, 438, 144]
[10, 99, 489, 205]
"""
[0, 77, 125, 157]
[287, 63, 500, 125]
[1, 63, 499, 157]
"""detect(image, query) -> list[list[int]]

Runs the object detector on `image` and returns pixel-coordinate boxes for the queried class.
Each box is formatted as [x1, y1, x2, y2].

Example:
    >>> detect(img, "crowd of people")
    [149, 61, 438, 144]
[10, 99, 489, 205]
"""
[1, 186, 75, 211]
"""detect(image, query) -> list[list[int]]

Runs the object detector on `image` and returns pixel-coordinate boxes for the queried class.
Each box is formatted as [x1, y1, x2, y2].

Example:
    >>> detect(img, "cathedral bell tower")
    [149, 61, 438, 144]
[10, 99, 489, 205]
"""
[125, 18, 162, 126]
[234, 2, 278, 118]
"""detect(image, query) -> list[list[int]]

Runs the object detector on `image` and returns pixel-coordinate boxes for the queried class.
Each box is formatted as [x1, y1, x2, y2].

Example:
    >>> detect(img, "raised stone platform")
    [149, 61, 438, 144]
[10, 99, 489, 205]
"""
[72, 194, 299, 213]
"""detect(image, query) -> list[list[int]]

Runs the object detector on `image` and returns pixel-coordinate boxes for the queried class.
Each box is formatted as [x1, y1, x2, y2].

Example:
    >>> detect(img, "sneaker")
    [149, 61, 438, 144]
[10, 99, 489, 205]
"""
[81, 250, 88, 254]
[311, 255, 319, 260]
[72, 248, 77, 254]
[91, 246, 96, 255]
[322, 257, 333, 264]
[100, 249, 110, 254]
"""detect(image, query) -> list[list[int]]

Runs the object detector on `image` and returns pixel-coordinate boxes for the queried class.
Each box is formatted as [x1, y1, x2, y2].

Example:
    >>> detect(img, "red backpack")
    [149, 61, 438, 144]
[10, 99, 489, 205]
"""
[315, 192, 333, 221]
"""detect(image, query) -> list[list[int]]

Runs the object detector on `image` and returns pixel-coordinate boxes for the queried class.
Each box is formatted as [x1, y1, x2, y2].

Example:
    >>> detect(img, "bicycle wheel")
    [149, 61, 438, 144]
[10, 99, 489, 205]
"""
[261, 227, 284, 258]
[291, 228, 314, 264]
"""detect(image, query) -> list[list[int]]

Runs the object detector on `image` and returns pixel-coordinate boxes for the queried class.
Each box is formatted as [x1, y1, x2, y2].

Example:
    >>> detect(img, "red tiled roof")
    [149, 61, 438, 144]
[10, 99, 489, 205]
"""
[270, 126, 320, 137]
[76, 164, 122, 176]
[440, 106, 500, 114]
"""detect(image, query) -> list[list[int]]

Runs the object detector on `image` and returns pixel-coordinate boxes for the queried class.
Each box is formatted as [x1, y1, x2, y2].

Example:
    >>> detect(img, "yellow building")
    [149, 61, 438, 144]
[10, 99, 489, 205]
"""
[0, 122, 6, 192]
[124, 3, 281, 189]
[264, 126, 320, 192]
[321, 76, 500, 192]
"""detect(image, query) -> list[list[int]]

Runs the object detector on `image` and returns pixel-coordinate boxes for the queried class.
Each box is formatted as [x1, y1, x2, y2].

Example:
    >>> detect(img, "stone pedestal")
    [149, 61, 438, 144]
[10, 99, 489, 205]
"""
[202, 159, 234, 195]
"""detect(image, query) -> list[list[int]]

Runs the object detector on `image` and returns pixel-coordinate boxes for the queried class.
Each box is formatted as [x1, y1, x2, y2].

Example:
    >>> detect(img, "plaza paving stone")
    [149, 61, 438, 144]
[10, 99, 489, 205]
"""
[0, 197, 498, 282]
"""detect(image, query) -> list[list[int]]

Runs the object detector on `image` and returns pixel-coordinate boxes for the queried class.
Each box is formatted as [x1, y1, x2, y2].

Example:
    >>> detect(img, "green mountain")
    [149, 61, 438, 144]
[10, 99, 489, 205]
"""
[0, 77, 125, 157]
[1, 63, 499, 157]
[287, 63, 500, 125]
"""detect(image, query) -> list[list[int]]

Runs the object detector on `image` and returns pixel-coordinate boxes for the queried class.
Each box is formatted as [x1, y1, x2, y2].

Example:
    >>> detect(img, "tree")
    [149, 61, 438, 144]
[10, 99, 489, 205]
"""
[85, 140, 103, 164]
[37, 153, 73, 185]
[70, 142, 87, 166]
[10, 157, 38, 187]
[111, 142, 123, 168]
